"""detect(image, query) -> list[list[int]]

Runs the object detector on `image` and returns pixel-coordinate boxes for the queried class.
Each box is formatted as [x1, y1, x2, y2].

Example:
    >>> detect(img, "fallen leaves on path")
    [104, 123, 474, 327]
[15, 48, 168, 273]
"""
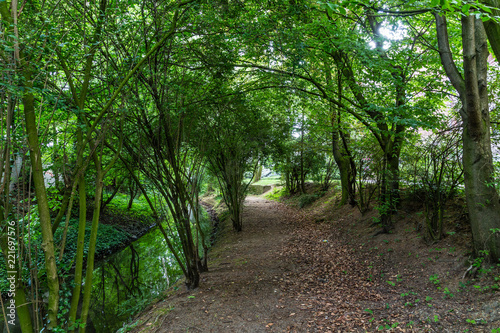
[276, 203, 500, 332]
[278, 219, 385, 332]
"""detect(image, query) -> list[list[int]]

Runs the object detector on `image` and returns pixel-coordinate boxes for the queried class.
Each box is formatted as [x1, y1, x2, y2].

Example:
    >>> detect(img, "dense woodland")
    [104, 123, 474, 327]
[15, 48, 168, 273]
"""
[1, 0, 500, 331]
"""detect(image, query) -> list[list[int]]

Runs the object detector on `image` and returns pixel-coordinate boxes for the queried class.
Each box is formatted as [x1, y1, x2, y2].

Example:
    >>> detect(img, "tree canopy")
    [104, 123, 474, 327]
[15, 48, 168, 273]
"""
[1, 0, 500, 331]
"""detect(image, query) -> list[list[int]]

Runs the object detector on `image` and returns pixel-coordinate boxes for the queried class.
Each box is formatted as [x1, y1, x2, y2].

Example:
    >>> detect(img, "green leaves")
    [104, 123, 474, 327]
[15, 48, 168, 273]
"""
[327, 2, 347, 15]
[318, 1, 347, 16]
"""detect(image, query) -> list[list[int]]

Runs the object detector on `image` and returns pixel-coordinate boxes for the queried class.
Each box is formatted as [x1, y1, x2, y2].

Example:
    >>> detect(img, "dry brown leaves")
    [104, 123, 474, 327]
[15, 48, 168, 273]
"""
[276, 216, 386, 332]
[275, 203, 500, 332]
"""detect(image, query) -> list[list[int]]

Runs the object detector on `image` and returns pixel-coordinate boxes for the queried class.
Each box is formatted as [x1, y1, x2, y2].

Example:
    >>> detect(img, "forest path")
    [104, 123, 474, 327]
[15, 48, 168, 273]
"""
[131, 195, 310, 333]
[129, 194, 500, 332]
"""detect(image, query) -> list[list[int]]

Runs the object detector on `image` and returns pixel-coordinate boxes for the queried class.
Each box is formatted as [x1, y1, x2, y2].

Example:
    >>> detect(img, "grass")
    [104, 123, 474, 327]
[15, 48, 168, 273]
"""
[105, 192, 154, 218]
[264, 187, 287, 201]
[251, 176, 282, 186]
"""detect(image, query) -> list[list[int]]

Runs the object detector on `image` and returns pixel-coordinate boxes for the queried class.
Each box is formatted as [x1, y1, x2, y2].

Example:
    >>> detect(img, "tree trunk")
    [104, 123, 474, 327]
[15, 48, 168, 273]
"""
[185, 258, 200, 290]
[0, 237, 34, 333]
[481, 0, 500, 63]
[53, 121, 61, 191]
[253, 164, 262, 183]
[461, 16, 500, 260]
[231, 192, 243, 232]
[127, 180, 136, 210]
[386, 142, 402, 211]
[378, 155, 392, 231]
[300, 111, 306, 194]
[68, 129, 87, 332]
[378, 140, 402, 231]
[436, 13, 500, 260]
[23, 81, 60, 331]
[462, 127, 500, 259]
[79, 161, 103, 333]
[331, 111, 355, 206]
[326, 62, 356, 206]
[101, 177, 124, 211]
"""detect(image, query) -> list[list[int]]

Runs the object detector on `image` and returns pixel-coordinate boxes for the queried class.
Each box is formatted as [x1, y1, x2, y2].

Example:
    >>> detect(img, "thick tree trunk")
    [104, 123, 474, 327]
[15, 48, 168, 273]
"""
[436, 13, 500, 260]
[229, 165, 244, 231]
[231, 195, 243, 232]
[185, 257, 200, 290]
[462, 129, 500, 259]
[337, 157, 352, 204]
[461, 16, 500, 260]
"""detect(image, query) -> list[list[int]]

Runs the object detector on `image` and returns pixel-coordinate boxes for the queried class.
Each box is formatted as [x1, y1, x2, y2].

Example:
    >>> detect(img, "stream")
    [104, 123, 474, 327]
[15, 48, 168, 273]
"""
[88, 226, 183, 333]
[1, 204, 217, 333]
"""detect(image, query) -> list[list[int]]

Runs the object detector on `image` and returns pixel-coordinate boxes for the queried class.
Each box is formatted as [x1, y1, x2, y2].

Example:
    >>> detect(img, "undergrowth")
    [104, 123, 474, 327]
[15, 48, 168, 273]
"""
[264, 187, 287, 201]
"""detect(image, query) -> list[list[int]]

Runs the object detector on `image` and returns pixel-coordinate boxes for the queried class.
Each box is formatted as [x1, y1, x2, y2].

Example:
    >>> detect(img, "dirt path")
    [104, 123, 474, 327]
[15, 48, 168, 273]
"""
[131, 196, 310, 333]
[130, 195, 500, 333]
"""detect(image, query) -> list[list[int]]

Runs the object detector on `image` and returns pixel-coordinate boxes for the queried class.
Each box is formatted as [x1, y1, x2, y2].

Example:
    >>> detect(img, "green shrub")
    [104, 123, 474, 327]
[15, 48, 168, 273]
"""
[299, 194, 319, 208]
[0, 219, 131, 293]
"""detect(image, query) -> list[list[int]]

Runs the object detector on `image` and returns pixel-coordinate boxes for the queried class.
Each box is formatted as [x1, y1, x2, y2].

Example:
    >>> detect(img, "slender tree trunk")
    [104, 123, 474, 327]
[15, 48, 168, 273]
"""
[53, 122, 60, 190]
[101, 177, 124, 210]
[231, 190, 242, 232]
[300, 123, 306, 194]
[386, 141, 402, 211]
[127, 180, 136, 210]
[0, 88, 33, 333]
[253, 164, 262, 183]
[0, 237, 34, 333]
[331, 110, 355, 206]
[175, 196, 200, 289]
[378, 154, 392, 231]
[284, 156, 290, 192]
[325, 62, 356, 205]
[68, 129, 87, 332]
[79, 161, 103, 333]
[23, 80, 59, 331]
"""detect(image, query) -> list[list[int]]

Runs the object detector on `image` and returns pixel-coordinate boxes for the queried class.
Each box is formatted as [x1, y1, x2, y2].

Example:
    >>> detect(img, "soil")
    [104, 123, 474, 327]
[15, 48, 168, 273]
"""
[128, 191, 500, 333]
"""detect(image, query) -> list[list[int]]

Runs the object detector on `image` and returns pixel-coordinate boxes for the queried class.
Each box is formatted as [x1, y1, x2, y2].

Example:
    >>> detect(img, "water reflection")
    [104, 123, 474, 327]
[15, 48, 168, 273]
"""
[90, 227, 183, 332]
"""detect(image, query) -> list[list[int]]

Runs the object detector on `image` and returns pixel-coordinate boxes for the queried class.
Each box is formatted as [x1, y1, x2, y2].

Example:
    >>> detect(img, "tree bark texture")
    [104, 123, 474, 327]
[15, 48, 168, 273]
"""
[435, 13, 500, 260]
[461, 16, 500, 260]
